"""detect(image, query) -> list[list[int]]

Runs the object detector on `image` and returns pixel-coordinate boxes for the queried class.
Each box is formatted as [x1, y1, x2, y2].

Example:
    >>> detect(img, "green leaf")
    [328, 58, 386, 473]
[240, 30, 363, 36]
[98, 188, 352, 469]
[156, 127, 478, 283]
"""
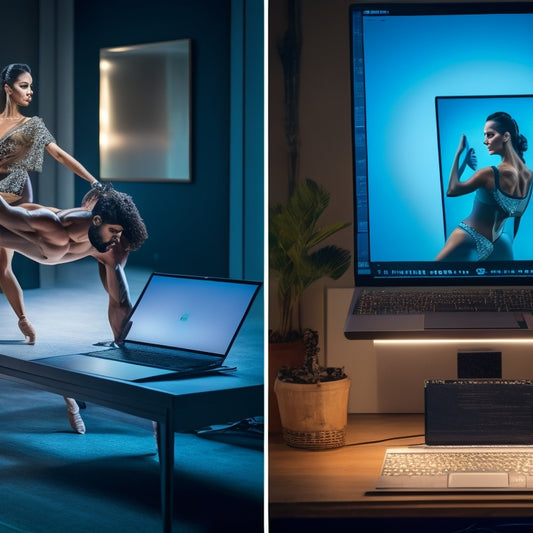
[269, 179, 351, 338]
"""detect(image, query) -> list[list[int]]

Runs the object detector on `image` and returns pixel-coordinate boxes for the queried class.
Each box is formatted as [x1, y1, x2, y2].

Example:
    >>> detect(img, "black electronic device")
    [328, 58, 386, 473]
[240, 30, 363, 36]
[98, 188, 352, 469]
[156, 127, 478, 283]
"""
[425, 379, 533, 445]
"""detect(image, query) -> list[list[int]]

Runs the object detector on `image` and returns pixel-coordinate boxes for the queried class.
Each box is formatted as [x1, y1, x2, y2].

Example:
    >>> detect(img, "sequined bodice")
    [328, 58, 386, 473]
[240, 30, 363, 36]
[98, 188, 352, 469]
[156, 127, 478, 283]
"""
[475, 165, 532, 218]
[0, 116, 55, 196]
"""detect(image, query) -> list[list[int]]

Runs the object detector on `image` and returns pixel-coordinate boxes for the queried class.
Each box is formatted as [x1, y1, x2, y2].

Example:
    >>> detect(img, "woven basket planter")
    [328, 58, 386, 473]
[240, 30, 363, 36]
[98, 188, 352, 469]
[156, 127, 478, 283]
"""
[274, 377, 351, 450]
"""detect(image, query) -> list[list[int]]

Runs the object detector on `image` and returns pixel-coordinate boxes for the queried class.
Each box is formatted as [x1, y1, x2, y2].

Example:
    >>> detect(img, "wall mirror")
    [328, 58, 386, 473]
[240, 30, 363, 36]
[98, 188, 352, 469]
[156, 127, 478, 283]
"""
[99, 39, 191, 182]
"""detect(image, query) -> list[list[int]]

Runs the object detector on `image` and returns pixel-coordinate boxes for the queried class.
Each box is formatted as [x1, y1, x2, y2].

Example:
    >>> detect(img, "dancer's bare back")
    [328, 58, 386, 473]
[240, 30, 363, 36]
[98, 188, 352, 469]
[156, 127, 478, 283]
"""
[0, 199, 126, 266]
[0, 205, 94, 264]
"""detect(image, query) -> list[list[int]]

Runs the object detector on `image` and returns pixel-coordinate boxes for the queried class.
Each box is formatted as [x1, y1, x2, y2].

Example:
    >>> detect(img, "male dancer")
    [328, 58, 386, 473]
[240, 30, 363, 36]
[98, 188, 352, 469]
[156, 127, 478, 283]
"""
[0, 184, 148, 434]
[0, 184, 148, 342]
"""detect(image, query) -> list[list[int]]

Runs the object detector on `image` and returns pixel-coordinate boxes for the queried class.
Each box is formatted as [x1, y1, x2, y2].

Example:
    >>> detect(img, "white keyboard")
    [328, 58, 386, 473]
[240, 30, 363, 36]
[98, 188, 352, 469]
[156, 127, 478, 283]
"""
[376, 447, 533, 490]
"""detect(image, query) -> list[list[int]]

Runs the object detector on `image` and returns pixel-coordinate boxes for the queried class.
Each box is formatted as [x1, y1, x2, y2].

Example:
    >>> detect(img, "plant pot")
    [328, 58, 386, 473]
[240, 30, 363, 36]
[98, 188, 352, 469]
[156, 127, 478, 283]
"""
[274, 376, 351, 450]
[268, 340, 305, 434]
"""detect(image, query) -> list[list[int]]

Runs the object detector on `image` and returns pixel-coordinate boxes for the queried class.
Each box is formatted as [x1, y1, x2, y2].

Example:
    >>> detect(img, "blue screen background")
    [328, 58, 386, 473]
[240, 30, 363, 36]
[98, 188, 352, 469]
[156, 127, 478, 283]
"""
[363, 12, 533, 261]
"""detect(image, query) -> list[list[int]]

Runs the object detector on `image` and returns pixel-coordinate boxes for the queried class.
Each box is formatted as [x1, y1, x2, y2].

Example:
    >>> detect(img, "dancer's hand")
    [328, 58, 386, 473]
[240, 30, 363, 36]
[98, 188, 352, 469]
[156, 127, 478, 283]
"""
[457, 134, 477, 172]
[465, 146, 477, 170]
[457, 133, 467, 153]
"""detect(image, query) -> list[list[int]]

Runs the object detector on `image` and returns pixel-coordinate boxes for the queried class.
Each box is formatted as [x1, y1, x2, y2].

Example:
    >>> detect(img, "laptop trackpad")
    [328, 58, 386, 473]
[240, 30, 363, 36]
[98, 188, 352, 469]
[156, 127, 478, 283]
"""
[424, 312, 522, 330]
[448, 472, 509, 488]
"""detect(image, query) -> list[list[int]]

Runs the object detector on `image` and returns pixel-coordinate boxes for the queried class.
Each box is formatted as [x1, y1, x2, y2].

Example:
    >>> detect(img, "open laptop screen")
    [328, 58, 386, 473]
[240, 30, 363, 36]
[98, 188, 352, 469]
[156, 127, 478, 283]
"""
[350, 3, 533, 287]
[125, 274, 260, 355]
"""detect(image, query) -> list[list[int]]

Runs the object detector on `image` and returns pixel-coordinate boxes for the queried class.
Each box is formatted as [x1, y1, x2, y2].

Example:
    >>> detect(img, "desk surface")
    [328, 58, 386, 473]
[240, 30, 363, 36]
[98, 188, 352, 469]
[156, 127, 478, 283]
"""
[269, 414, 533, 520]
[0, 265, 263, 533]
[0, 290, 264, 430]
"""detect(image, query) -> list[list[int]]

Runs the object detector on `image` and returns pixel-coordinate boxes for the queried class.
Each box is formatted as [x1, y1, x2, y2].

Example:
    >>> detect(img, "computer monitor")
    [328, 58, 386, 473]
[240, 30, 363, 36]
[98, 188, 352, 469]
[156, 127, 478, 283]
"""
[349, 2, 533, 288]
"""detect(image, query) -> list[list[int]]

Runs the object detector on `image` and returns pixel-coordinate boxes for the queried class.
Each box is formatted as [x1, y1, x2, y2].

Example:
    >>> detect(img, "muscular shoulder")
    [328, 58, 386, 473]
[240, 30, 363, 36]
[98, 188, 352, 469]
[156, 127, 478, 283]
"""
[473, 166, 498, 190]
[496, 163, 527, 196]
[17, 206, 64, 234]
[479, 166, 499, 178]
[498, 164, 519, 180]
[57, 208, 92, 223]
[54, 210, 93, 240]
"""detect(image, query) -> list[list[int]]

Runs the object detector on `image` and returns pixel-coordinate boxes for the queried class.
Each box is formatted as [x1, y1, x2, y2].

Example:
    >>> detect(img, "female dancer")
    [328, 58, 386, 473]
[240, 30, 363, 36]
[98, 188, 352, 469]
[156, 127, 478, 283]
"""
[0, 62, 100, 434]
[436, 112, 532, 261]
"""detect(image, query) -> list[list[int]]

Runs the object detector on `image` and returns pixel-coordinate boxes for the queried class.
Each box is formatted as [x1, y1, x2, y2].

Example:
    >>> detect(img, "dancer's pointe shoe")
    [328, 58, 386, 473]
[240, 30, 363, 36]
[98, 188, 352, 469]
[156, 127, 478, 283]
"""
[64, 397, 86, 434]
[18, 315, 36, 344]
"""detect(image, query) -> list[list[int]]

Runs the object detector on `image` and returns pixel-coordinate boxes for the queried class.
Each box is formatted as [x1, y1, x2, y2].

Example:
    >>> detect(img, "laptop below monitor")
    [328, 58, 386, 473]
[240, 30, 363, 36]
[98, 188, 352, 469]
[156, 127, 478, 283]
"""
[38, 273, 261, 382]
[344, 285, 533, 340]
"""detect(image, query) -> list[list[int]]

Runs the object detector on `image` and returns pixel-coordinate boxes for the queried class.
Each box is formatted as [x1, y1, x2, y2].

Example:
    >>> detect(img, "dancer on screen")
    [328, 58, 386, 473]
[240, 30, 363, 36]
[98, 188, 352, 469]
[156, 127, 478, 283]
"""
[436, 112, 532, 261]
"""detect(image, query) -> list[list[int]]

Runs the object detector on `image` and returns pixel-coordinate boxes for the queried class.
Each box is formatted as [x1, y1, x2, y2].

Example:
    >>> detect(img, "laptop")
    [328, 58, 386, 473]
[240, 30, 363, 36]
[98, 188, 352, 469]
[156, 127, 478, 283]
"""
[374, 380, 533, 492]
[345, 4, 533, 340]
[375, 446, 533, 491]
[38, 273, 261, 382]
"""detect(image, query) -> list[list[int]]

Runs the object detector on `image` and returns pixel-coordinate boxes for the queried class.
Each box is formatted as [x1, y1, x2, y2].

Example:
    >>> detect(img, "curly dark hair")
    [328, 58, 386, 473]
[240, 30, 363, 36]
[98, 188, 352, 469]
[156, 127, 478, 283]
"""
[83, 184, 148, 251]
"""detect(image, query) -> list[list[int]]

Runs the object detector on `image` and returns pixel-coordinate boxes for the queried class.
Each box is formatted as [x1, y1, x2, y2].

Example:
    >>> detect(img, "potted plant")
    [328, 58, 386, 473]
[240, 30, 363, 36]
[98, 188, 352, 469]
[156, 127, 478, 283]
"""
[269, 2, 351, 444]
[274, 329, 350, 449]
[269, 178, 352, 448]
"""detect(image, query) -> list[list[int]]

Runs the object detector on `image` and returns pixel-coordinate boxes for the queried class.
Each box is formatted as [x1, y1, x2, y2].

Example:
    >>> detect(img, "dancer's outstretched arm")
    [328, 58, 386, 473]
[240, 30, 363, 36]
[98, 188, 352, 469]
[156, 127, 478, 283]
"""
[96, 241, 132, 343]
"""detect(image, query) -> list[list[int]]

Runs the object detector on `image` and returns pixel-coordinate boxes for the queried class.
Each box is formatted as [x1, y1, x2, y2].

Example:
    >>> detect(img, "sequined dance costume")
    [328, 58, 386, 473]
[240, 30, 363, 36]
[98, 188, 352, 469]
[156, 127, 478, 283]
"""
[0, 116, 55, 203]
[458, 221, 493, 261]
[457, 166, 532, 261]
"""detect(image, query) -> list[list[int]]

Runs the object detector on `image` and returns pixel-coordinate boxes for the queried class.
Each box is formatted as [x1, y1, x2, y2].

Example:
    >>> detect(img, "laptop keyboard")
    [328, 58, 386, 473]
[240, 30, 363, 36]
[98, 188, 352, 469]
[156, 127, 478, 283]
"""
[87, 346, 219, 371]
[355, 287, 533, 315]
[377, 447, 533, 489]
[382, 448, 533, 476]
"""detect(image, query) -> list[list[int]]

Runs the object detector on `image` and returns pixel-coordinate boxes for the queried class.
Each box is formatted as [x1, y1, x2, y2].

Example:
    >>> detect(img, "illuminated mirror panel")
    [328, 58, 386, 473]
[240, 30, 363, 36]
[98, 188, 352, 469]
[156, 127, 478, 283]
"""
[99, 39, 191, 182]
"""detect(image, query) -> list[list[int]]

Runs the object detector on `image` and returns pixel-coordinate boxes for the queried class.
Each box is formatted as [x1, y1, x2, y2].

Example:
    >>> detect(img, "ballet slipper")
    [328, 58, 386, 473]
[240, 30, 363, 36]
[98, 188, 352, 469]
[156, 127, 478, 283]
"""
[18, 315, 36, 344]
[64, 397, 86, 434]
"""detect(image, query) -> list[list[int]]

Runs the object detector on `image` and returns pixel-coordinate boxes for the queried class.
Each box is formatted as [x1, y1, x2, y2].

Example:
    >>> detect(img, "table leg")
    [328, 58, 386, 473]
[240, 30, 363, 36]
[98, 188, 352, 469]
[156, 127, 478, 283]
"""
[157, 415, 175, 533]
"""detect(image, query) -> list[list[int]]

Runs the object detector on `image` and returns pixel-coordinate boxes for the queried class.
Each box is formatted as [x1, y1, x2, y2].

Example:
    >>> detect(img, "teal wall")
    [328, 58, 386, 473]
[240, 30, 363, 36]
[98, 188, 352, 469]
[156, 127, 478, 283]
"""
[73, 0, 264, 280]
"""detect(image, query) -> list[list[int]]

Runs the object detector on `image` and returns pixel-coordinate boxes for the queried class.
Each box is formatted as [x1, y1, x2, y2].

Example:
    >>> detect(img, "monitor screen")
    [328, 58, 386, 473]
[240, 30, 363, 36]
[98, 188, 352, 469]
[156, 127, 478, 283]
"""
[350, 3, 533, 287]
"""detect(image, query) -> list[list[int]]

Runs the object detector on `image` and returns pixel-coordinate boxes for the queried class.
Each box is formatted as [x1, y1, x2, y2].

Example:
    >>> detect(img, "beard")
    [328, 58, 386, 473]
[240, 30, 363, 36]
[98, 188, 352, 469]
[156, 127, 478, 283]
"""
[88, 225, 114, 253]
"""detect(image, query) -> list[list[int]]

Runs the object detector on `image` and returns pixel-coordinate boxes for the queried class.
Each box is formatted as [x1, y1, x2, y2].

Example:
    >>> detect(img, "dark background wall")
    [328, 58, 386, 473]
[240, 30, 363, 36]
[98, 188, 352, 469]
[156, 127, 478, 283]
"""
[75, 0, 233, 276]
[0, 0, 40, 287]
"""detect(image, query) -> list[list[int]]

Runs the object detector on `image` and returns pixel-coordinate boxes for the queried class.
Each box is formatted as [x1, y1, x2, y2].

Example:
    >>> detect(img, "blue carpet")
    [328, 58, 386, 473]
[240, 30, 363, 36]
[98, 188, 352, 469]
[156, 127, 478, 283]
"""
[0, 380, 263, 532]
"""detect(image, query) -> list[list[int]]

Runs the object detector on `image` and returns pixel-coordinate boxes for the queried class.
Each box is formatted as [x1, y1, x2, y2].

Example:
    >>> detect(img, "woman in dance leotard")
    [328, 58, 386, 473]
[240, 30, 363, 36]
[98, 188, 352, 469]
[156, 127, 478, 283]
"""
[436, 112, 532, 262]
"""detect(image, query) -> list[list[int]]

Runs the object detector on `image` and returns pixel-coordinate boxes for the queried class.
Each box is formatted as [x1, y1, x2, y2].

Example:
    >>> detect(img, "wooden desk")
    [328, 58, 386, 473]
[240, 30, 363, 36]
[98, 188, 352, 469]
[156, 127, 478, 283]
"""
[0, 347, 262, 533]
[269, 414, 533, 525]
